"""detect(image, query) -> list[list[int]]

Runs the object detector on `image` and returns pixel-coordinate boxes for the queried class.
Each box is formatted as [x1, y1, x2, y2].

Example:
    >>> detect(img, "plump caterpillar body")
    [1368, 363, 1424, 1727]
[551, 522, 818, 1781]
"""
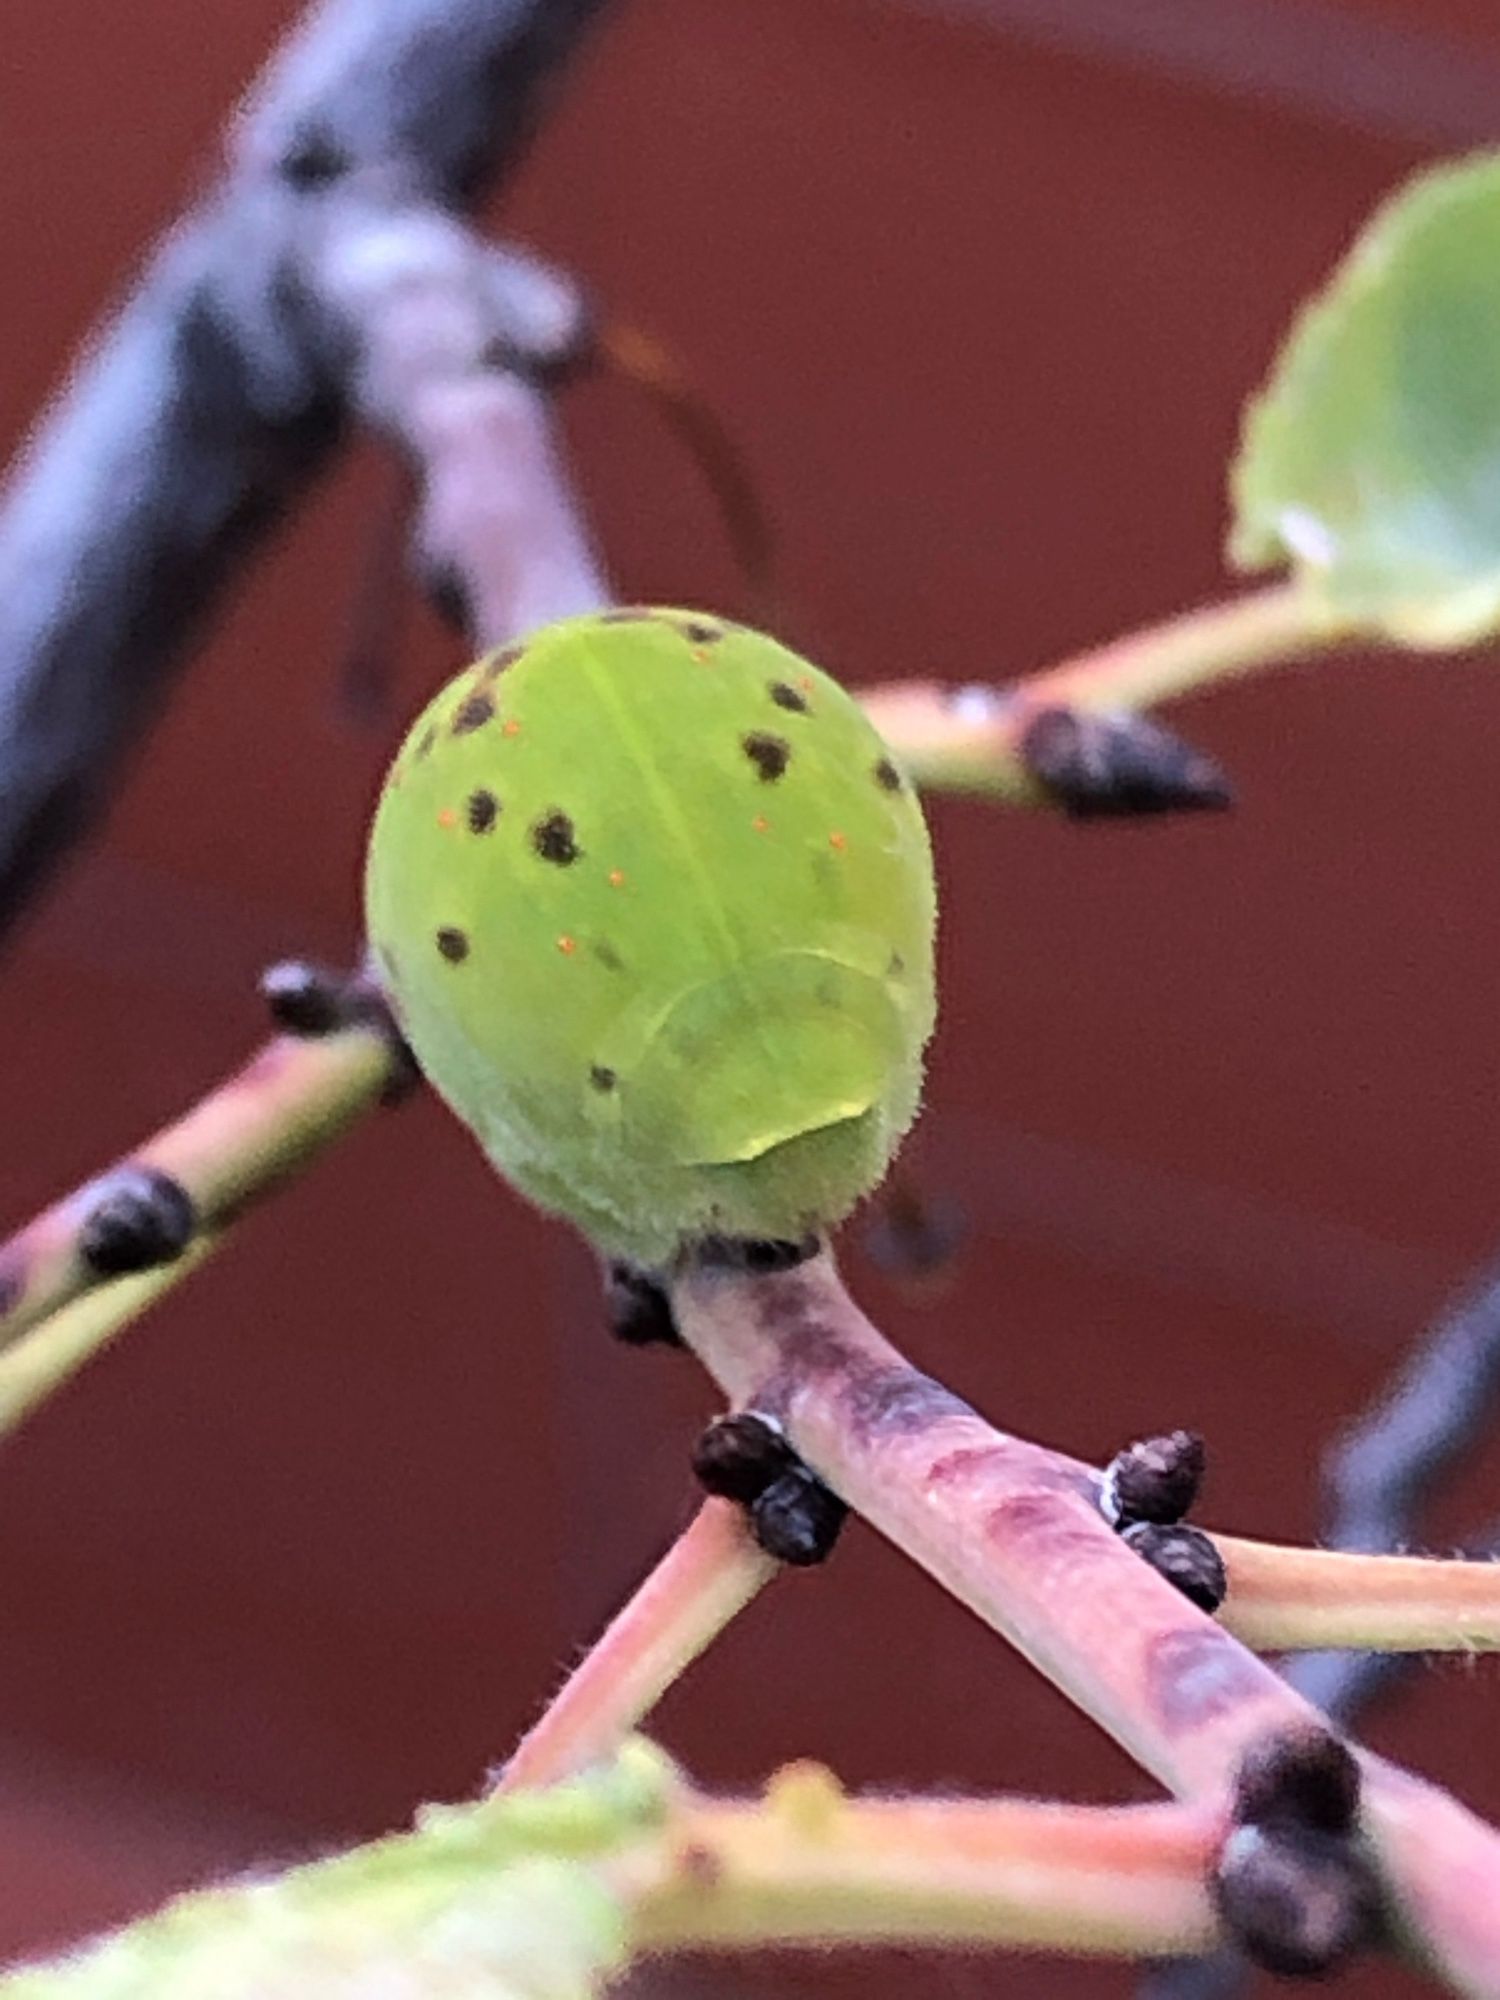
[364, 607, 937, 1263]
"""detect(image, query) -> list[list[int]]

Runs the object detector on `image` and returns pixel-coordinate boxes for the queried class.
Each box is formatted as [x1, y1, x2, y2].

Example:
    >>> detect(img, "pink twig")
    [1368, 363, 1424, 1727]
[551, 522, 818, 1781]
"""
[501, 1501, 778, 1793]
[0, 1024, 398, 1355]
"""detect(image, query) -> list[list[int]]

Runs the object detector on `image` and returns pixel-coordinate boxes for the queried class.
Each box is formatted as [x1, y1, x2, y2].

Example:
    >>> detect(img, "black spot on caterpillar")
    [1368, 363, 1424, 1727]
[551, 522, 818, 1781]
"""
[452, 692, 495, 735]
[742, 732, 791, 782]
[532, 810, 581, 864]
[467, 790, 499, 833]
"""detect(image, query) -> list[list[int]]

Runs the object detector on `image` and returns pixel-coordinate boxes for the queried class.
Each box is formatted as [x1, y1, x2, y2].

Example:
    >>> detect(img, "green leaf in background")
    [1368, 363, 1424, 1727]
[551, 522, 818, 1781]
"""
[0, 1745, 675, 2000]
[1231, 150, 1500, 647]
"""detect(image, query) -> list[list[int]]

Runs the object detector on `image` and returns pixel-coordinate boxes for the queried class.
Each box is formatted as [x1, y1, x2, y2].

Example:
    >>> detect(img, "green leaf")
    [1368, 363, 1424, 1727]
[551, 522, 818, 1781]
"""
[1231, 151, 1500, 646]
[0, 1743, 676, 2000]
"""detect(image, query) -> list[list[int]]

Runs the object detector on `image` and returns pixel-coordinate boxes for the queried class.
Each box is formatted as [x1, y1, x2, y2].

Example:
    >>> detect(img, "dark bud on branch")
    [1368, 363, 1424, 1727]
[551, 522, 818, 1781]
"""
[1214, 1825, 1378, 1978]
[1121, 1521, 1227, 1614]
[1020, 706, 1233, 820]
[1102, 1429, 1206, 1527]
[1233, 1725, 1361, 1839]
[751, 1466, 849, 1566]
[264, 959, 422, 1102]
[692, 1411, 796, 1505]
[603, 1262, 682, 1348]
[260, 960, 350, 1037]
[78, 1167, 196, 1277]
[1213, 1726, 1378, 1978]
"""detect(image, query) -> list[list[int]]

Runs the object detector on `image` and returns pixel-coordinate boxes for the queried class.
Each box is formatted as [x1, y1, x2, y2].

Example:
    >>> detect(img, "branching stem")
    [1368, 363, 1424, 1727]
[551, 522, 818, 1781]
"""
[669, 1250, 1500, 1995]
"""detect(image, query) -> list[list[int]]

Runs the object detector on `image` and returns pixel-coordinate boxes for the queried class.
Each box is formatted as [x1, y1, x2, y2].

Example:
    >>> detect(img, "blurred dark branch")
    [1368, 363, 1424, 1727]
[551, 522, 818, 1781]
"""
[1312, 1255, 1500, 1557]
[0, 0, 613, 940]
[1143, 1251, 1500, 2000]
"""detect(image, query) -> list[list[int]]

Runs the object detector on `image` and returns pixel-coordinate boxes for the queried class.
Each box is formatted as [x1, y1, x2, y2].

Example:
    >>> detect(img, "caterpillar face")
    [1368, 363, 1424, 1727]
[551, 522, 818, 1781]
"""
[364, 608, 938, 1263]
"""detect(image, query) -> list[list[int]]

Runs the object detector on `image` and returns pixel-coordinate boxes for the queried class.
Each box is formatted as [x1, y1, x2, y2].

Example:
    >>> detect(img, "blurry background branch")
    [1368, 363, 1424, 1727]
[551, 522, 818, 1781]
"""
[0, 0, 613, 944]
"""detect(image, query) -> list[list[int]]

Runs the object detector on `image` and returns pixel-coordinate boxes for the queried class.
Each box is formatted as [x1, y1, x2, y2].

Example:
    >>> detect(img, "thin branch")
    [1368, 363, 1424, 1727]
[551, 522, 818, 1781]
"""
[0, 1236, 221, 1433]
[627, 1782, 1222, 1960]
[1317, 1255, 1500, 1559]
[1215, 1535, 1500, 1655]
[311, 213, 607, 638]
[0, 0, 613, 936]
[0, 1023, 397, 1364]
[500, 1501, 778, 1792]
[860, 582, 1350, 800]
[669, 1250, 1500, 1994]
[1020, 584, 1352, 712]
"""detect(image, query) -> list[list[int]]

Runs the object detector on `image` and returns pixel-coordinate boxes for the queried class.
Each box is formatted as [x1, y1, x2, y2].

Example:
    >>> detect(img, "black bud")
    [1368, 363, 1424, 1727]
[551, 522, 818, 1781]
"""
[1020, 706, 1233, 819]
[1102, 1429, 1205, 1527]
[1234, 1726, 1361, 1838]
[1213, 1823, 1378, 1978]
[603, 1262, 682, 1348]
[260, 960, 347, 1036]
[1121, 1521, 1227, 1614]
[751, 1468, 848, 1566]
[78, 1168, 196, 1277]
[692, 1411, 796, 1505]
[688, 1234, 820, 1275]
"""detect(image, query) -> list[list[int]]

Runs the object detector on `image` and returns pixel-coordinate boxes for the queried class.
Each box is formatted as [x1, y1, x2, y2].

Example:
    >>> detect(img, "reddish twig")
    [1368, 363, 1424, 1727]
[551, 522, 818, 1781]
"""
[0, 1023, 399, 1357]
[500, 1501, 778, 1793]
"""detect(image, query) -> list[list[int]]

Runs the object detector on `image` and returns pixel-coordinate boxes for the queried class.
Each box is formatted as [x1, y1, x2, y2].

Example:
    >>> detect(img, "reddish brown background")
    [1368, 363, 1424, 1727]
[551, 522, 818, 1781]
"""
[0, 2, 1497, 1993]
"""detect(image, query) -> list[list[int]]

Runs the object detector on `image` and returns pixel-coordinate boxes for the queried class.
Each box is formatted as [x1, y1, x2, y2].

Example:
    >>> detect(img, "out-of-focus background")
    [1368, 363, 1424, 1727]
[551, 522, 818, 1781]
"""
[0, 1, 1497, 1992]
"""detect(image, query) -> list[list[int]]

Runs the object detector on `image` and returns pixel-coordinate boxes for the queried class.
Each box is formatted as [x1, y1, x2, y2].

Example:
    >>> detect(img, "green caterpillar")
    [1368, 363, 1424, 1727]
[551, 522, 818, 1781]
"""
[364, 607, 937, 1264]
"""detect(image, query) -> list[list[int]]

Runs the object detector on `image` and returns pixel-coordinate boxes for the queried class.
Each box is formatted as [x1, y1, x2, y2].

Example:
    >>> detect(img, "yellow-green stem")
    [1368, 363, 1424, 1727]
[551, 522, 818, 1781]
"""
[861, 582, 1355, 797]
[1217, 1534, 1500, 1654]
[1029, 582, 1352, 713]
[0, 1235, 221, 1430]
[626, 1777, 1220, 1960]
